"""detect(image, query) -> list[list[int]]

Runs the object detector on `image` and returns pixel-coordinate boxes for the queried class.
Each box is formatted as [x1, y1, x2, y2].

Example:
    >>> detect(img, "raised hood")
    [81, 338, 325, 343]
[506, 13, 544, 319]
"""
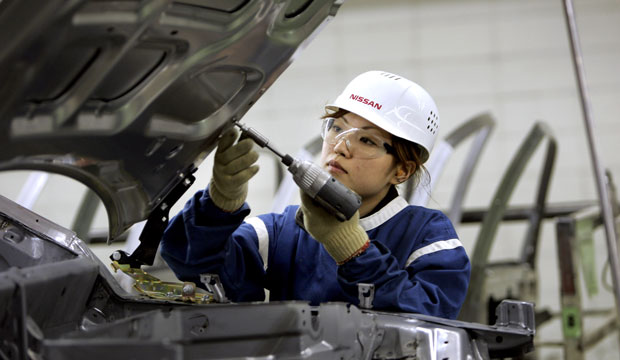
[0, 0, 342, 241]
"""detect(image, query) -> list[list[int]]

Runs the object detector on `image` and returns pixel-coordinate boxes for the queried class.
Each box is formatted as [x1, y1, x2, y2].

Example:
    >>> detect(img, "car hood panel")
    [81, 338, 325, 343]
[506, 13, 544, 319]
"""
[0, 0, 341, 240]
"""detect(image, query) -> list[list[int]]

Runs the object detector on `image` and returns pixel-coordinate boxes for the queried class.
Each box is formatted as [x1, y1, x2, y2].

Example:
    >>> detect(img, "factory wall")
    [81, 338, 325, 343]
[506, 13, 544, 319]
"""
[1, 0, 619, 358]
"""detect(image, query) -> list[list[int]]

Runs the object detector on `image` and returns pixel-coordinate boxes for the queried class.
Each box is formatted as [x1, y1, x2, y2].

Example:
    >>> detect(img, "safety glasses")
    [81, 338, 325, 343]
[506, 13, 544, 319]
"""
[321, 117, 395, 159]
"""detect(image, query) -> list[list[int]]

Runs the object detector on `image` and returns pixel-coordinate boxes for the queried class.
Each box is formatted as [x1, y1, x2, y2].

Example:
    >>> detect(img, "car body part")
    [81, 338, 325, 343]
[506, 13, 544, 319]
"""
[357, 283, 375, 310]
[111, 261, 213, 304]
[0, 0, 343, 243]
[200, 274, 229, 303]
[459, 121, 557, 325]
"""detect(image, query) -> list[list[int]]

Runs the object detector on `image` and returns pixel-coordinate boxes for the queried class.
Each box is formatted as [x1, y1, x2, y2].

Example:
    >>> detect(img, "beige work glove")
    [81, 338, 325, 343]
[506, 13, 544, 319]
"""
[208, 128, 259, 212]
[298, 192, 369, 264]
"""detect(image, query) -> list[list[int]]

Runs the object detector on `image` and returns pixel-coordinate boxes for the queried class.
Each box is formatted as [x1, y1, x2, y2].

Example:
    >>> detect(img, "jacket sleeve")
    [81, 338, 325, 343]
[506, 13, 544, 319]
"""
[337, 211, 470, 319]
[160, 187, 267, 302]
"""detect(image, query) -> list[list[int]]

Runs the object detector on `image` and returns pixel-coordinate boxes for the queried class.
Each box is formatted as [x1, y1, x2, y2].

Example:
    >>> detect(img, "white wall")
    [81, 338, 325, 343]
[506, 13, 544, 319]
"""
[1, 1, 619, 358]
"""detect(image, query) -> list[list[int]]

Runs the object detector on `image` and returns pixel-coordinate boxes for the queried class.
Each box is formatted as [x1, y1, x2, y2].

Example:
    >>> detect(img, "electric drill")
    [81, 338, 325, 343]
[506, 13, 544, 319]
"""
[233, 121, 361, 221]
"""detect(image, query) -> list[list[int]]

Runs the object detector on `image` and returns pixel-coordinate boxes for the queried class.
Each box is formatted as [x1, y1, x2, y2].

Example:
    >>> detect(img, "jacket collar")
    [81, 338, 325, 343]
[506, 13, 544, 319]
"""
[359, 196, 409, 231]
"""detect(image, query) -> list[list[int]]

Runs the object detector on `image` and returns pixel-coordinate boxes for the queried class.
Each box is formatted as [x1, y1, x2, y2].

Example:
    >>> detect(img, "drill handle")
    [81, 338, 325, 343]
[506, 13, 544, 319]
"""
[314, 176, 362, 221]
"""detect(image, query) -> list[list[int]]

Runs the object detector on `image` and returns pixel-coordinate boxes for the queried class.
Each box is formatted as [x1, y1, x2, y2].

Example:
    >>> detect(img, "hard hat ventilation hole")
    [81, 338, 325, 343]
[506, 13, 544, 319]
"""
[379, 72, 401, 81]
[426, 111, 439, 134]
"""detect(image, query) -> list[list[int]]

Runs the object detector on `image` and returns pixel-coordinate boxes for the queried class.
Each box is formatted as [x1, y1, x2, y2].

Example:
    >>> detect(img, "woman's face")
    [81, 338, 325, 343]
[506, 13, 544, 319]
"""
[319, 112, 402, 214]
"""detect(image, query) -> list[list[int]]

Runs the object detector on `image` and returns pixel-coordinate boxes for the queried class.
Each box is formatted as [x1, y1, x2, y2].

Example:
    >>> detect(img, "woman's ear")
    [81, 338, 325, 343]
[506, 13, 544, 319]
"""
[391, 161, 417, 184]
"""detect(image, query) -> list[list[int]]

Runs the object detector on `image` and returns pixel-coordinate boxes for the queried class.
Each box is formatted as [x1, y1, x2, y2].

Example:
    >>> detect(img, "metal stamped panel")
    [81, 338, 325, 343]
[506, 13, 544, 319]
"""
[0, 0, 342, 241]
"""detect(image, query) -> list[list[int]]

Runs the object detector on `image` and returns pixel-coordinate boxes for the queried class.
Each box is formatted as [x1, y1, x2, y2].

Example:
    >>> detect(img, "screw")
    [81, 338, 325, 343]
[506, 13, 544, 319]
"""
[182, 284, 195, 296]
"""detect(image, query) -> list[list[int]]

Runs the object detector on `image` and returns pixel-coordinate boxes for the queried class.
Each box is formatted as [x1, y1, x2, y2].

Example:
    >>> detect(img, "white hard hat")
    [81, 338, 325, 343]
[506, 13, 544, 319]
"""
[326, 71, 439, 162]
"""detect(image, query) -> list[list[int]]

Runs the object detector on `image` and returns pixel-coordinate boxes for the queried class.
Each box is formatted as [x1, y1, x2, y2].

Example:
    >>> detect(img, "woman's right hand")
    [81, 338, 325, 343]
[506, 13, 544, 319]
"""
[209, 127, 259, 212]
[298, 191, 369, 265]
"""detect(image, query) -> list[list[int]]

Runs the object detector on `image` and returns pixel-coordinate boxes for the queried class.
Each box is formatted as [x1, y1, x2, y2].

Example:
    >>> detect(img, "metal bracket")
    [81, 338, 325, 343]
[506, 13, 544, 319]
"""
[494, 299, 536, 333]
[200, 274, 229, 303]
[111, 261, 212, 304]
[357, 283, 375, 309]
[111, 171, 195, 268]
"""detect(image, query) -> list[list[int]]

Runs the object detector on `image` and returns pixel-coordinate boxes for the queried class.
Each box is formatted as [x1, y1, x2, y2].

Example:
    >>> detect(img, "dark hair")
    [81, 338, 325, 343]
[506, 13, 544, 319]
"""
[321, 108, 428, 187]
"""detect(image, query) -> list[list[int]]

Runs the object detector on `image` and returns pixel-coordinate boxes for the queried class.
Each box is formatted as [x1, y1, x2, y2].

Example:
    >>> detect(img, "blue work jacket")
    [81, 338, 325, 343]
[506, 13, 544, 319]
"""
[161, 188, 470, 319]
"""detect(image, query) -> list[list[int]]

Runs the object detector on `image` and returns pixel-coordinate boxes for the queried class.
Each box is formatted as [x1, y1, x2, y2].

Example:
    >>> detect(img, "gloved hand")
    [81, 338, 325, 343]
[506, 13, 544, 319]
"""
[298, 191, 369, 264]
[209, 128, 259, 212]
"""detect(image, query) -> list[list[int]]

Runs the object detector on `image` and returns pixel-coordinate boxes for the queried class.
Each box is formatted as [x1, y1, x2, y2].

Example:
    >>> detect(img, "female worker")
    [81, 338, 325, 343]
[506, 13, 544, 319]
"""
[160, 71, 470, 319]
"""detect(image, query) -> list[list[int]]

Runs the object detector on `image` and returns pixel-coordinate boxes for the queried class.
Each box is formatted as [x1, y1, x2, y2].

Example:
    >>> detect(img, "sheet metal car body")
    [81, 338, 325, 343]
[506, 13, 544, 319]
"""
[0, 0, 535, 358]
[0, 0, 338, 242]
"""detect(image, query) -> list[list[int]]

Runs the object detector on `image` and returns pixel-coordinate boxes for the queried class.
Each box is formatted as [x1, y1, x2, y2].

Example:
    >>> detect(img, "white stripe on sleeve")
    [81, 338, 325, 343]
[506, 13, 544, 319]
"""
[245, 217, 269, 271]
[405, 239, 463, 267]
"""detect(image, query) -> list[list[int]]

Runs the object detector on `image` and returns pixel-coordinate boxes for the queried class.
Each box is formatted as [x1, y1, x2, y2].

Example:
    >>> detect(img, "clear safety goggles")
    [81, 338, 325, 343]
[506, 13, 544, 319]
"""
[320, 117, 395, 159]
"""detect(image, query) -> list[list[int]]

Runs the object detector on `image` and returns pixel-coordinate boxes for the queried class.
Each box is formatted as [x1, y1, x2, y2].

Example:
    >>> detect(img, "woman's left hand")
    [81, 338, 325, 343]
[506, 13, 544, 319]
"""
[298, 191, 369, 264]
